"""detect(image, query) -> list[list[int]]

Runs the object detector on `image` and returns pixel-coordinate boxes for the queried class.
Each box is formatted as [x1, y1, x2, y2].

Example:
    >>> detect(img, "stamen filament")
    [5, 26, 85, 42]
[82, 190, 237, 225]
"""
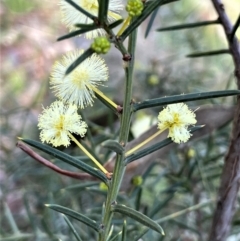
[69, 132, 108, 174]
[117, 16, 131, 36]
[108, 11, 122, 20]
[93, 87, 118, 109]
[126, 128, 167, 156]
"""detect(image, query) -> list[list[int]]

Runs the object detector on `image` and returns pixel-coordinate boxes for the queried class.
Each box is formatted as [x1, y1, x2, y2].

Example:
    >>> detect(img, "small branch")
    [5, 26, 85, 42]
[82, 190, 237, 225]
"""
[16, 141, 94, 181]
[230, 14, 240, 42]
[211, 0, 240, 86]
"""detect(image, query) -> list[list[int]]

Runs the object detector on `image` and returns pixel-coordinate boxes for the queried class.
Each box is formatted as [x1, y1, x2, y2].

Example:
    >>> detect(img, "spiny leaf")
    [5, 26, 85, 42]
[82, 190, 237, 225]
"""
[46, 204, 99, 232]
[64, 0, 96, 20]
[125, 126, 203, 164]
[145, 6, 160, 38]
[121, 0, 178, 40]
[125, 138, 172, 164]
[57, 26, 98, 41]
[101, 140, 124, 154]
[20, 138, 108, 184]
[111, 204, 164, 235]
[156, 19, 219, 31]
[133, 90, 240, 111]
[108, 231, 123, 241]
[62, 181, 99, 191]
[186, 49, 230, 58]
[74, 23, 97, 29]
[109, 19, 124, 29]
[134, 199, 214, 240]
[121, 220, 127, 241]
[62, 214, 83, 241]
[65, 48, 94, 75]
[98, 0, 109, 25]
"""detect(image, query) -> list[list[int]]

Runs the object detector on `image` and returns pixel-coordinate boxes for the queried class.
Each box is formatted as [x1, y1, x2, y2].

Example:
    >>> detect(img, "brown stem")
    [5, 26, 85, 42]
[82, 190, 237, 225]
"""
[16, 141, 95, 181]
[209, 1, 240, 240]
[211, 1, 240, 85]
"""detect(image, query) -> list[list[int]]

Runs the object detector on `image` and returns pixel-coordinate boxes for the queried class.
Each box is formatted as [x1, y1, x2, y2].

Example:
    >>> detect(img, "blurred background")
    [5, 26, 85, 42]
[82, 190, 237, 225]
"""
[1, 0, 240, 240]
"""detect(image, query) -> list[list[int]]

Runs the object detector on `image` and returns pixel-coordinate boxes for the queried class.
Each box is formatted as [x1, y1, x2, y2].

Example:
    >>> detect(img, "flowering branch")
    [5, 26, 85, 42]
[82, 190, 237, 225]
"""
[99, 23, 137, 241]
[14, 0, 240, 240]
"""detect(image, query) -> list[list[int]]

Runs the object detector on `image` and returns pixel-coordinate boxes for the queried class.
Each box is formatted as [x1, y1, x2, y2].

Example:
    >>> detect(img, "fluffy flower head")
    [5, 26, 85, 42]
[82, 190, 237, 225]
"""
[158, 103, 197, 143]
[60, 0, 123, 39]
[50, 49, 109, 109]
[38, 101, 88, 147]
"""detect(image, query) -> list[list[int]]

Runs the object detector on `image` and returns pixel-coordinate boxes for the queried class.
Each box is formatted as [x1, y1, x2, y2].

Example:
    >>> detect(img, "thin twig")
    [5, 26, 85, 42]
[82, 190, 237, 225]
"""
[230, 14, 240, 42]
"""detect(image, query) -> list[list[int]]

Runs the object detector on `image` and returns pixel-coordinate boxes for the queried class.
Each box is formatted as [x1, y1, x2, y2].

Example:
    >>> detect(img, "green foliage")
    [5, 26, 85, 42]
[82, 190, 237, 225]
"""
[98, 0, 109, 25]
[64, 0, 96, 20]
[46, 204, 99, 232]
[65, 48, 95, 75]
[57, 26, 99, 41]
[125, 125, 203, 164]
[133, 90, 240, 111]
[111, 204, 164, 235]
[1, 0, 240, 241]
[101, 140, 125, 154]
[20, 138, 109, 184]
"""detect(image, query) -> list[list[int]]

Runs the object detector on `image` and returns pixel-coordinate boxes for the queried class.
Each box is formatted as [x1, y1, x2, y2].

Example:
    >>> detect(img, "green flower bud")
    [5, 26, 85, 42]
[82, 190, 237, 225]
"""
[99, 182, 108, 191]
[126, 0, 144, 17]
[187, 148, 196, 158]
[132, 175, 143, 186]
[148, 74, 159, 86]
[91, 37, 111, 54]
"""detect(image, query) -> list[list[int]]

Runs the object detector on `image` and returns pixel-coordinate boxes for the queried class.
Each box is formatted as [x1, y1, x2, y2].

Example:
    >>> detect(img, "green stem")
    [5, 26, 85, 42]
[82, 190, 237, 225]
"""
[103, 22, 129, 57]
[98, 26, 137, 241]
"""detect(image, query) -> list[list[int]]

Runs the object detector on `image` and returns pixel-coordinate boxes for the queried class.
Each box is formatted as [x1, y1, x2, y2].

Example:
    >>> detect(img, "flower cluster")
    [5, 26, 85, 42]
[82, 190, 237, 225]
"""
[158, 103, 197, 143]
[50, 49, 109, 109]
[126, 103, 197, 156]
[36, 1, 197, 174]
[38, 0, 125, 149]
[38, 101, 88, 147]
[126, 0, 144, 17]
[60, 0, 123, 39]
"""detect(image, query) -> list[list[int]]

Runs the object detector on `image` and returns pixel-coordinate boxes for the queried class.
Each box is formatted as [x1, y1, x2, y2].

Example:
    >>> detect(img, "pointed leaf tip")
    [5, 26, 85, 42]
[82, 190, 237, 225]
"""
[20, 138, 108, 183]
[102, 140, 124, 154]
[111, 204, 164, 235]
[47, 204, 99, 232]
